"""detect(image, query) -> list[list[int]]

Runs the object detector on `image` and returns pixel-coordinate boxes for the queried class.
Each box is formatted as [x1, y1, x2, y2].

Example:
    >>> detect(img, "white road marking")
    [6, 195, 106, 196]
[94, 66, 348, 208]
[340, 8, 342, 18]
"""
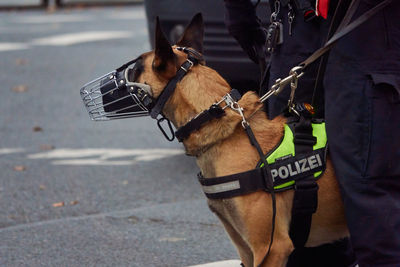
[0, 148, 25, 155]
[27, 148, 184, 165]
[107, 9, 146, 20]
[0, 30, 138, 52]
[13, 14, 91, 24]
[187, 260, 241, 267]
[0, 42, 30, 52]
[31, 31, 134, 46]
[11, 12, 145, 24]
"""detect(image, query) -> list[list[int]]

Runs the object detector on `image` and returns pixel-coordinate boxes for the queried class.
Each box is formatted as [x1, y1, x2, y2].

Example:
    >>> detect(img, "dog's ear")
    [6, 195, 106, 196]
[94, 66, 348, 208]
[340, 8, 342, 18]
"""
[176, 13, 204, 54]
[153, 17, 176, 74]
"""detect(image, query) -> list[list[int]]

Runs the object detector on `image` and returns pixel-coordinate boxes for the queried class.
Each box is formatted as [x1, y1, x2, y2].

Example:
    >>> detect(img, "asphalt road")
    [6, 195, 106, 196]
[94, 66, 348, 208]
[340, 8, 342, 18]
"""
[0, 5, 239, 266]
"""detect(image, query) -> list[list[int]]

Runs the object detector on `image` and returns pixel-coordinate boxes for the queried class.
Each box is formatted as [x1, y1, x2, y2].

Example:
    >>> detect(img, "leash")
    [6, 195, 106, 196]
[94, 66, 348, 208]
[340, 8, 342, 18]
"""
[228, 99, 277, 267]
[311, 0, 352, 117]
[243, 121, 277, 267]
[259, 0, 393, 110]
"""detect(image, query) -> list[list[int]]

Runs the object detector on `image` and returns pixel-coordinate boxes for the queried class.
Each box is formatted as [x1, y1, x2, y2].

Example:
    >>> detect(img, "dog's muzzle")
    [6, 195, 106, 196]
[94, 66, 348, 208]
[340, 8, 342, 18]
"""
[80, 61, 153, 121]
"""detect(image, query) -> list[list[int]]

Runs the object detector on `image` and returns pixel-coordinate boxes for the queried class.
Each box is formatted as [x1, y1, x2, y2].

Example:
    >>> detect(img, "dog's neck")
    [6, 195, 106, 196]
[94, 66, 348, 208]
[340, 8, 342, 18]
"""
[162, 64, 285, 177]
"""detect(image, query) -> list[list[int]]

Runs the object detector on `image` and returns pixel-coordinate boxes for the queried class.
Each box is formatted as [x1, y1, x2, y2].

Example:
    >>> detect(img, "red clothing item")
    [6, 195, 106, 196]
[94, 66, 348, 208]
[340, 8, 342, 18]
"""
[316, 0, 330, 19]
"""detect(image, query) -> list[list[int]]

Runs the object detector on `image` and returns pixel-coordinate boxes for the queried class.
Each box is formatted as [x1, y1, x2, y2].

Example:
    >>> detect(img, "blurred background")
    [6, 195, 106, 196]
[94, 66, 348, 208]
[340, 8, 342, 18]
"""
[0, 0, 267, 266]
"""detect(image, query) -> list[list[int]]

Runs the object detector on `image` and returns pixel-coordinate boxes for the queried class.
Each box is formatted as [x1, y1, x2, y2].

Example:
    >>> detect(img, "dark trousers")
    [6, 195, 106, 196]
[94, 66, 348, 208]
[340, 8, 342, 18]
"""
[267, 1, 400, 266]
[323, 62, 400, 266]
[224, 0, 400, 265]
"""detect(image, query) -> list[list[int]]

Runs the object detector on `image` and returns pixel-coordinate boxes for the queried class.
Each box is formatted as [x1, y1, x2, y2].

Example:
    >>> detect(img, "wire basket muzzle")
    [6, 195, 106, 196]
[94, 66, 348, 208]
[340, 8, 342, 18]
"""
[80, 71, 152, 121]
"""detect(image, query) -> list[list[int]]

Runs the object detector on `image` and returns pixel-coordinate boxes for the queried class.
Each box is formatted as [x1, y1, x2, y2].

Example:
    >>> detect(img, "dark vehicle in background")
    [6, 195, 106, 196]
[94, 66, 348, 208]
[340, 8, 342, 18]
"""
[144, 0, 270, 92]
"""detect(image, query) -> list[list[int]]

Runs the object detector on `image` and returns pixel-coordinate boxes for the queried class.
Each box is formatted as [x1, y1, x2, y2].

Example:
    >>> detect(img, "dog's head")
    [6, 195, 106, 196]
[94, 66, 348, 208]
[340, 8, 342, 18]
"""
[132, 13, 209, 123]
[82, 13, 224, 123]
[136, 13, 205, 100]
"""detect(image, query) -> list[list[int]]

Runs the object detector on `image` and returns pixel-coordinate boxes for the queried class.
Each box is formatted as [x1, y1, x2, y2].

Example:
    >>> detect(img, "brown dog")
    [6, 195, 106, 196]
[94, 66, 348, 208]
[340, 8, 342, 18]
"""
[134, 14, 348, 267]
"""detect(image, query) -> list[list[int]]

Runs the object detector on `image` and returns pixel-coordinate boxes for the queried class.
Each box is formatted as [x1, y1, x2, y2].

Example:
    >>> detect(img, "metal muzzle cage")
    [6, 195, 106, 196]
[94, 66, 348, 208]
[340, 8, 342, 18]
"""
[80, 66, 153, 121]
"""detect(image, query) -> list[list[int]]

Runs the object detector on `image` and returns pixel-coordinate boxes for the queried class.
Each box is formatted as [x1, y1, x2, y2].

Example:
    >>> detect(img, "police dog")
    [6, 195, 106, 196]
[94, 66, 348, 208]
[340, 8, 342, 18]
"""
[135, 14, 348, 267]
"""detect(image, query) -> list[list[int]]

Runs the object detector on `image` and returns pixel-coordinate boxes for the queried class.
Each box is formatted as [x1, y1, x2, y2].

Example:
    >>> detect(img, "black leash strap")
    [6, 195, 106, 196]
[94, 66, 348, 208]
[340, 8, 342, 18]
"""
[311, 0, 352, 116]
[300, 0, 392, 70]
[243, 123, 276, 267]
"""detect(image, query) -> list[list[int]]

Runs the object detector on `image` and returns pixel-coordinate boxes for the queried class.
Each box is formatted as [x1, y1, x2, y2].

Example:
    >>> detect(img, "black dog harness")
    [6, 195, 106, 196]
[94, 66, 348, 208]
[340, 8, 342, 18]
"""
[198, 119, 327, 198]
[172, 70, 326, 249]
[190, 101, 327, 249]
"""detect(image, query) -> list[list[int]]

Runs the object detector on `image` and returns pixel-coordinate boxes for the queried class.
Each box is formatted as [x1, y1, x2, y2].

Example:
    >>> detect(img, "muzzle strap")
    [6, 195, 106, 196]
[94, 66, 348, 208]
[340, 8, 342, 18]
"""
[116, 57, 140, 72]
[150, 57, 198, 119]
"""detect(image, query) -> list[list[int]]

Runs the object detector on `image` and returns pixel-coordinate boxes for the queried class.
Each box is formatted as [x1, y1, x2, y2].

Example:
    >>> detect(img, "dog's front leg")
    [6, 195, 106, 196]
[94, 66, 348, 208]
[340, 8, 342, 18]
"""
[217, 213, 254, 266]
[252, 238, 293, 267]
[234, 192, 295, 267]
[207, 199, 254, 266]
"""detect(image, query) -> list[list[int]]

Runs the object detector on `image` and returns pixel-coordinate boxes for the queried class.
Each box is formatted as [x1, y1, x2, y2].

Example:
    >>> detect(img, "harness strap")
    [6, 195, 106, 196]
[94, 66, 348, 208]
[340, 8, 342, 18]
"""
[198, 168, 265, 199]
[198, 147, 326, 198]
[289, 115, 319, 248]
[150, 58, 197, 119]
[175, 89, 242, 142]
[150, 47, 204, 120]
[175, 105, 225, 142]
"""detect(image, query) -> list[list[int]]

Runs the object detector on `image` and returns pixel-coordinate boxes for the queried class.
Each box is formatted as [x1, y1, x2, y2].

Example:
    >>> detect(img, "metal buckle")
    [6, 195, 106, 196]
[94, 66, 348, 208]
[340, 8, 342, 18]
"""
[180, 59, 194, 72]
[220, 93, 248, 128]
[259, 65, 304, 103]
[287, 66, 303, 115]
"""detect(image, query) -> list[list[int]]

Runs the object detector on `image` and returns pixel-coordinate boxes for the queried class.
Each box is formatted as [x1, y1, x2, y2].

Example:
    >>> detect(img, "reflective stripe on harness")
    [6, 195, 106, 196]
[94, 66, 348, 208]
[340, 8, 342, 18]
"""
[197, 120, 327, 198]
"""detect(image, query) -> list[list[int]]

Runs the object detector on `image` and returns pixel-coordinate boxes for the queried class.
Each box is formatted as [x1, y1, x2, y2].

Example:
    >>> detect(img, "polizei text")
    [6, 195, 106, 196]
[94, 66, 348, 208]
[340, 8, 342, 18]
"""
[270, 154, 323, 180]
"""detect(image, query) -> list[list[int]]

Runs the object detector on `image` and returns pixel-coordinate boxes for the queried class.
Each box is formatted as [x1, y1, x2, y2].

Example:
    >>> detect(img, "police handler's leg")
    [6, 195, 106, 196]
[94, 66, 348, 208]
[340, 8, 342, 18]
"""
[323, 1, 400, 264]
[324, 61, 400, 266]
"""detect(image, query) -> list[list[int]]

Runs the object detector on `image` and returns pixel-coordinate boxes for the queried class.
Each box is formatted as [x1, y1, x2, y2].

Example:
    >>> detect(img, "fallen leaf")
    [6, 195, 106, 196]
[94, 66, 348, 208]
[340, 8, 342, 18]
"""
[12, 85, 28, 93]
[33, 126, 43, 132]
[15, 58, 28, 65]
[52, 202, 64, 208]
[13, 165, 26, 171]
[40, 144, 54, 151]
[39, 185, 46, 190]
[46, 5, 57, 13]
[69, 200, 79, 205]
